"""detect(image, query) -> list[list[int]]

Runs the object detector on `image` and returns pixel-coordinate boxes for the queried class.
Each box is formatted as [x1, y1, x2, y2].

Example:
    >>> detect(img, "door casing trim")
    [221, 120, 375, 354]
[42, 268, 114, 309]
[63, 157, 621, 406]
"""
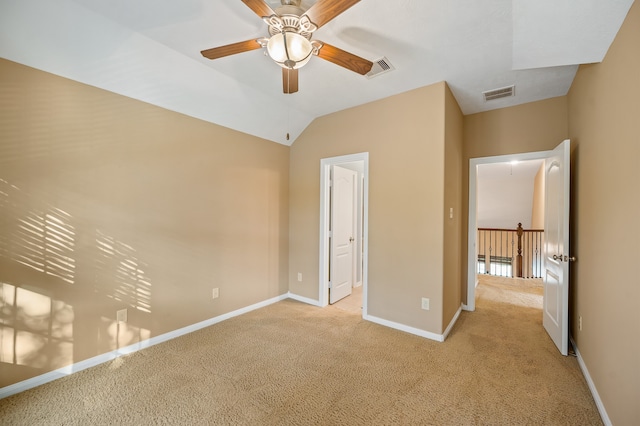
[319, 152, 369, 313]
[465, 149, 551, 311]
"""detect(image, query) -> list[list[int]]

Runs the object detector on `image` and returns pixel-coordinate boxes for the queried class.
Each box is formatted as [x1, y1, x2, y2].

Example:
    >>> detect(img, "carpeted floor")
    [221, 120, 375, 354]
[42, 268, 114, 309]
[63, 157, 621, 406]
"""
[0, 275, 602, 425]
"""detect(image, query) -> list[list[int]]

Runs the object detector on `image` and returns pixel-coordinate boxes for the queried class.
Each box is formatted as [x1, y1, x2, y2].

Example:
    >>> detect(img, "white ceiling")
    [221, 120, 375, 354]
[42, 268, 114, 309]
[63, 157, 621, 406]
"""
[477, 159, 543, 229]
[0, 0, 634, 145]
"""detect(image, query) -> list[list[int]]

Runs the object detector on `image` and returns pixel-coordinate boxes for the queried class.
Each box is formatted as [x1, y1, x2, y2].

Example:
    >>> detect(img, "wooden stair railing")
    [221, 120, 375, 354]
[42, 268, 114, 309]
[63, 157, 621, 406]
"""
[477, 223, 544, 278]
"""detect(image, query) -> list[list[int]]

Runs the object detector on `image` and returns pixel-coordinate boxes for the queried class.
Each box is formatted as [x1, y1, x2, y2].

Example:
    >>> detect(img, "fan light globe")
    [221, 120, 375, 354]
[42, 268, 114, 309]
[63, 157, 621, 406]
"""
[267, 32, 313, 69]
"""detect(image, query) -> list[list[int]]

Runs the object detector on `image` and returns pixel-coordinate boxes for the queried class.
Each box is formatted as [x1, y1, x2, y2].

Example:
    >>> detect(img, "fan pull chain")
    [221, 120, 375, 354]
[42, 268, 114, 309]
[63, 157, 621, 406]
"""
[286, 106, 291, 141]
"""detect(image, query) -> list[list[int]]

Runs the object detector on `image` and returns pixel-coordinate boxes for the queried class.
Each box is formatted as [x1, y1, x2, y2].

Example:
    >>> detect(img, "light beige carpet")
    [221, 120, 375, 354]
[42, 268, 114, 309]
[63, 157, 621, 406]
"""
[1, 276, 602, 425]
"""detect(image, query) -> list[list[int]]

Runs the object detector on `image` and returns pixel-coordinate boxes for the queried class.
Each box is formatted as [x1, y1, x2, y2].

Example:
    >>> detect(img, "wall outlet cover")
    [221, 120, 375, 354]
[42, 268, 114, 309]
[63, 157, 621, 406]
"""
[421, 298, 430, 310]
[117, 309, 127, 323]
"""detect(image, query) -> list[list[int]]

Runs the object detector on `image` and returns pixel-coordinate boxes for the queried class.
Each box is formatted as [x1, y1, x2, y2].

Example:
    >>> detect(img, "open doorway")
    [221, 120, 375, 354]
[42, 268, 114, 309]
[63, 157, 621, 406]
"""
[466, 150, 550, 311]
[319, 153, 369, 316]
[477, 158, 545, 278]
[467, 141, 572, 355]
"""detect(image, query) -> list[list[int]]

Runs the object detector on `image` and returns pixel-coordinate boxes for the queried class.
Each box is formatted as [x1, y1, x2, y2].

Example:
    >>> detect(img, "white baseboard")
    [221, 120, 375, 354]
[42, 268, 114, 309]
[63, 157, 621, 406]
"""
[442, 305, 463, 340]
[365, 305, 462, 343]
[570, 337, 611, 426]
[462, 280, 479, 311]
[1, 293, 465, 399]
[364, 314, 445, 342]
[286, 292, 321, 307]
[0, 293, 289, 400]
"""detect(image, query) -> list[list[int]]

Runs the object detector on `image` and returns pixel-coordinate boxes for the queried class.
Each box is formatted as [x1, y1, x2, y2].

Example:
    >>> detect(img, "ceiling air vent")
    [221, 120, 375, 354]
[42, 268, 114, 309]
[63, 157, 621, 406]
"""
[366, 57, 395, 79]
[483, 85, 515, 101]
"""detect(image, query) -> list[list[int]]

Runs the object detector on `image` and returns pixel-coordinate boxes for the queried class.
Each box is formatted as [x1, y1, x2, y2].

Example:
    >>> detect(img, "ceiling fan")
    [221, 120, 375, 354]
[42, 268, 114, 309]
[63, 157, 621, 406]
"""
[200, 0, 374, 94]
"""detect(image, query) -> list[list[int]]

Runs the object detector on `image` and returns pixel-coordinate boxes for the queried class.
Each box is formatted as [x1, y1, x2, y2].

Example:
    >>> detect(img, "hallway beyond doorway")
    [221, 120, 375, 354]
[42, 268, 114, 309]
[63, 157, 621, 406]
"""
[476, 274, 543, 310]
[332, 285, 363, 314]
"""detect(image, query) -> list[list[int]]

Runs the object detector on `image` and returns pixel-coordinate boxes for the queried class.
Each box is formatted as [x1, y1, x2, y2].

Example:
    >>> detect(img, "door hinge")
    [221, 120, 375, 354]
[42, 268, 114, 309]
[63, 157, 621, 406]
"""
[328, 281, 332, 289]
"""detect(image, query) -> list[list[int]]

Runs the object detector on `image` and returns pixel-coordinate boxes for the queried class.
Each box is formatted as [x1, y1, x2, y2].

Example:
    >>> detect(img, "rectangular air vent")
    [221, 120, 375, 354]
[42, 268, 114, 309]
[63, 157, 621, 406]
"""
[366, 57, 395, 79]
[483, 85, 515, 101]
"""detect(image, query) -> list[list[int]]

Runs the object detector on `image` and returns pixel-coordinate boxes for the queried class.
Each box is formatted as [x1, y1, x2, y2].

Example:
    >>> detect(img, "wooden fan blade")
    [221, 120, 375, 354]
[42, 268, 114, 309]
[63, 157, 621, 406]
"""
[201, 39, 262, 60]
[241, 0, 276, 18]
[304, 0, 360, 29]
[316, 42, 373, 75]
[283, 68, 299, 94]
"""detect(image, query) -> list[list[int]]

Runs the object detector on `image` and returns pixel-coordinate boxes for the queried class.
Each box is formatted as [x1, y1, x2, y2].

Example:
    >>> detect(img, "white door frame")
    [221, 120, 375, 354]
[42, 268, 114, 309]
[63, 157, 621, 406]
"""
[465, 149, 551, 311]
[319, 152, 369, 314]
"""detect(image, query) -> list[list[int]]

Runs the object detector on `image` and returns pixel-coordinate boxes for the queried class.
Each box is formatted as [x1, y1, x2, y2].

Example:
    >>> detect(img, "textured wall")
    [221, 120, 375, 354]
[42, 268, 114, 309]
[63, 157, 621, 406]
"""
[567, 1, 640, 423]
[531, 164, 545, 230]
[461, 97, 569, 302]
[0, 59, 290, 387]
[290, 83, 448, 334]
[443, 84, 464, 328]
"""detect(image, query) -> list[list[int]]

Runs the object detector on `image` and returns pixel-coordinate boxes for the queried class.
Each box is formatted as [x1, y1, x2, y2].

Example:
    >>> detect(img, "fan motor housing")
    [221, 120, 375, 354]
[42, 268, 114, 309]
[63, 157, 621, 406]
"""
[275, 5, 305, 17]
[267, 13, 315, 39]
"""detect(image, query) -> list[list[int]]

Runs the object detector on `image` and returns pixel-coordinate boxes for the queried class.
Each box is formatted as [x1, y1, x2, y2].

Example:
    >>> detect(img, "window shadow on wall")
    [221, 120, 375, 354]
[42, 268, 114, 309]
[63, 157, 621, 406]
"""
[0, 178, 151, 387]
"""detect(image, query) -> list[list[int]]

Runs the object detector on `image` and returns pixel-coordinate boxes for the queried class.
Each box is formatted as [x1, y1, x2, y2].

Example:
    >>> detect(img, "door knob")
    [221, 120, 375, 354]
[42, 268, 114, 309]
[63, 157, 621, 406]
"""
[349, 237, 354, 243]
[564, 255, 577, 262]
[553, 254, 562, 261]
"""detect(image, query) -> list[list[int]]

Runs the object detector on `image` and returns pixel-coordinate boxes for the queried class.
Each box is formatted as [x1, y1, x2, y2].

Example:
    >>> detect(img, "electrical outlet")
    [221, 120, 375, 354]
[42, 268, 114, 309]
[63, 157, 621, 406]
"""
[579, 316, 582, 331]
[117, 309, 127, 323]
[421, 297, 430, 311]
[297, 273, 302, 282]
[212, 288, 219, 299]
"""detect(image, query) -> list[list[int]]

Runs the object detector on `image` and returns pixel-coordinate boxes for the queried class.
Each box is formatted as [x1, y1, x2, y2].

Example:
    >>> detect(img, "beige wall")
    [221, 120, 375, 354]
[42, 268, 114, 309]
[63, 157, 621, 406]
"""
[0, 59, 290, 388]
[461, 97, 569, 302]
[567, 1, 640, 423]
[530, 164, 545, 229]
[463, 96, 569, 161]
[443, 84, 464, 327]
[3, 5, 638, 419]
[290, 82, 449, 334]
[460, 3, 640, 420]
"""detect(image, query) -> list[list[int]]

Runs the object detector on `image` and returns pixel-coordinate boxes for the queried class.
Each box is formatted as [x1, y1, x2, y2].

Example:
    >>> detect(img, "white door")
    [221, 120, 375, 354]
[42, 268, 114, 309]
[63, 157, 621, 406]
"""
[543, 139, 571, 355]
[329, 165, 357, 304]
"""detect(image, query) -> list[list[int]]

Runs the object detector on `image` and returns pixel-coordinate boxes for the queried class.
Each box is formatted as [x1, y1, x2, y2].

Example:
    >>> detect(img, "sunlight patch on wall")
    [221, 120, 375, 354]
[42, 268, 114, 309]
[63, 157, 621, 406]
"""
[0, 282, 74, 370]
[1, 176, 156, 382]
[95, 230, 152, 314]
[0, 179, 76, 284]
[100, 316, 150, 353]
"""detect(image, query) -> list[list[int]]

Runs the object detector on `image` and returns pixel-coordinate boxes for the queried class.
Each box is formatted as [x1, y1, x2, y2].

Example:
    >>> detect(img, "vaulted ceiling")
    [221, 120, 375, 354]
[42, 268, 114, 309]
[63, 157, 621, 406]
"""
[0, 0, 634, 145]
[477, 159, 544, 229]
